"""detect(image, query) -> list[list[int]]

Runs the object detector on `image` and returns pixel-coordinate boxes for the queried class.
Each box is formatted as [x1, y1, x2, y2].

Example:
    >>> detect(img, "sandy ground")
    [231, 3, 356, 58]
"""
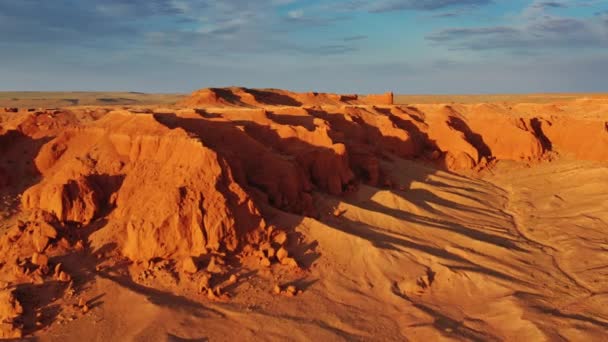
[0, 88, 607, 341]
[4, 91, 608, 108]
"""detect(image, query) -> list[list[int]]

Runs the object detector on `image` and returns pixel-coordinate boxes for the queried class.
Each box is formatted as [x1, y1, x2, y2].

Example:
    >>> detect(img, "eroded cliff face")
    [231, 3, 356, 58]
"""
[9, 93, 608, 263]
[21, 112, 267, 262]
[1, 89, 607, 338]
[178, 87, 393, 107]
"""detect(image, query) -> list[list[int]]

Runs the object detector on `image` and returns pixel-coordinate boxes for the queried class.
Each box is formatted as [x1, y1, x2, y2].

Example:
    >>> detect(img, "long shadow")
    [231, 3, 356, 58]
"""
[374, 106, 439, 155]
[302, 107, 400, 185]
[392, 186, 511, 222]
[167, 335, 209, 342]
[95, 271, 227, 318]
[328, 213, 527, 285]
[530, 118, 552, 152]
[265, 111, 316, 131]
[447, 116, 492, 159]
[0, 130, 51, 201]
[353, 196, 526, 252]
[210, 88, 244, 105]
[153, 112, 315, 214]
[531, 304, 608, 329]
[402, 106, 427, 123]
[242, 88, 302, 107]
[324, 213, 471, 263]
[410, 302, 492, 341]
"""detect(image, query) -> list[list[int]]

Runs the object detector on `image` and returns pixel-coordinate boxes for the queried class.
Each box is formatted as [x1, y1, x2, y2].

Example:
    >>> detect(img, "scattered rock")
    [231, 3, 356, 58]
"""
[272, 231, 288, 246]
[31, 252, 49, 268]
[0, 289, 23, 339]
[53, 263, 63, 278]
[31, 221, 58, 253]
[332, 208, 346, 217]
[267, 247, 276, 258]
[199, 273, 211, 292]
[286, 285, 297, 295]
[74, 240, 85, 252]
[260, 257, 271, 268]
[206, 288, 218, 300]
[58, 271, 71, 282]
[206, 257, 224, 273]
[280, 257, 299, 268]
[276, 247, 288, 263]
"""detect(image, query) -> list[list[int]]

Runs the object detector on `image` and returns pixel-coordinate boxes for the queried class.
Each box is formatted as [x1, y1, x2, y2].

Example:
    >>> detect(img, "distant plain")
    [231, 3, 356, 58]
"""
[3, 91, 608, 108]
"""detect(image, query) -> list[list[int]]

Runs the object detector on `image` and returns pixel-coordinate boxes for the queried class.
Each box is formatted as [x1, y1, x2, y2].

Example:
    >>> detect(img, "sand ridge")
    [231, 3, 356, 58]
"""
[0, 88, 607, 340]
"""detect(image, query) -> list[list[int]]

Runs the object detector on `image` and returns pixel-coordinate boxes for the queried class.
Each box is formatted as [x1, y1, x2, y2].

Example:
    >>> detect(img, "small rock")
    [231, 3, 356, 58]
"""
[58, 238, 70, 249]
[74, 240, 85, 252]
[32, 221, 58, 252]
[206, 257, 223, 273]
[273, 284, 281, 295]
[58, 271, 71, 282]
[199, 274, 211, 292]
[31, 273, 44, 285]
[31, 253, 48, 268]
[280, 257, 299, 268]
[272, 232, 288, 246]
[267, 248, 276, 258]
[332, 208, 345, 217]
[259, 242, 272, 251]
[276, 247, 288, 262]
[207, 288, 218, 300]
[260, 257, 271, 267]
[54, 263, 62, 277]
[227, 274, 237, 285]
[33, 236, 50, 253]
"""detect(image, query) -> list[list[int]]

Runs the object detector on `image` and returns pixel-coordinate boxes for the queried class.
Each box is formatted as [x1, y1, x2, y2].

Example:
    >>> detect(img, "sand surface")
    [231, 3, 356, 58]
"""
[0, 88, 607, 341]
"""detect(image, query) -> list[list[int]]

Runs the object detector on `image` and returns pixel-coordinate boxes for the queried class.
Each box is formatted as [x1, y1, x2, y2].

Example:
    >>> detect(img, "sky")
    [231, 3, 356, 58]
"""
[0, 0, 607, 94]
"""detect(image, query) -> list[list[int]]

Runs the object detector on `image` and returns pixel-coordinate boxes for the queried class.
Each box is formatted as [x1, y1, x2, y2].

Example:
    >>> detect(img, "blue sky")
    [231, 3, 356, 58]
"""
[0, 0, 607, 93]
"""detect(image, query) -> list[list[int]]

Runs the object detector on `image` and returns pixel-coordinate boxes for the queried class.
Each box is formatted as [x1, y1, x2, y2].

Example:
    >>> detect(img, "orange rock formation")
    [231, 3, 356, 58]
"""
[1, 88, 607, 338]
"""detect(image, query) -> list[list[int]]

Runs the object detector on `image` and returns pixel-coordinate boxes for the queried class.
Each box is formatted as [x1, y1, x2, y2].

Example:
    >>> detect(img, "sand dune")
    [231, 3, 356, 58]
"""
[0, 88, 607, 340]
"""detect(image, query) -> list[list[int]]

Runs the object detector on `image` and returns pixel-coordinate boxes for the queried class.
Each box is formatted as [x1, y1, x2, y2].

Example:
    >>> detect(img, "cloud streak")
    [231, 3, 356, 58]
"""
[426, 2, 608, 51]
[0, 0, 606, 93]
[366, 0, 492, 12]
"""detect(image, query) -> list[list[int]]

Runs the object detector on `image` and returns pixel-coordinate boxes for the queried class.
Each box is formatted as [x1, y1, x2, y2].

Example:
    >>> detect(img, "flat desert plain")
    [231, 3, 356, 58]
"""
[0, 88, 607, 341]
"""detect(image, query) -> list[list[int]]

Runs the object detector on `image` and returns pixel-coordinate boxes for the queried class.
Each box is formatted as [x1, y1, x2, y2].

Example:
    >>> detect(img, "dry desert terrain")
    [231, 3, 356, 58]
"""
[0, 88, 607, 341]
